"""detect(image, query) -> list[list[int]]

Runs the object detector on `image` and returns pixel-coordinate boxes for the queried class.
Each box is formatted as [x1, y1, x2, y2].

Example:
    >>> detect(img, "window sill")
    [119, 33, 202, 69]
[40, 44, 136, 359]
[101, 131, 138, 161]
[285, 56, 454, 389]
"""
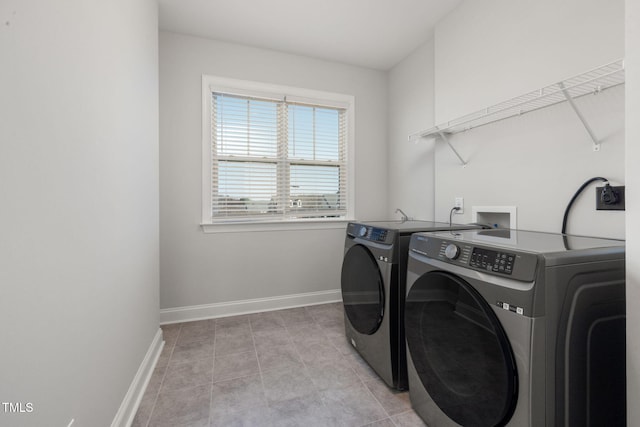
[200, 218, 351, 234]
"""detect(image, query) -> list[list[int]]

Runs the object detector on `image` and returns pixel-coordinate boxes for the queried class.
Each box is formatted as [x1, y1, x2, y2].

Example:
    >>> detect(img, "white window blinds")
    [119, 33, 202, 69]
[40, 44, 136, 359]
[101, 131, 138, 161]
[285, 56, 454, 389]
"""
[210, 92, 348, 221]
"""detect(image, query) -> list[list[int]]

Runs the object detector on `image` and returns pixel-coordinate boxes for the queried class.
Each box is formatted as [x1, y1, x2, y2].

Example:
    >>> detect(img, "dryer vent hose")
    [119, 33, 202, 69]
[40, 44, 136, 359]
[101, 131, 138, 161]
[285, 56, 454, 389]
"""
[562, 177, 608, 234]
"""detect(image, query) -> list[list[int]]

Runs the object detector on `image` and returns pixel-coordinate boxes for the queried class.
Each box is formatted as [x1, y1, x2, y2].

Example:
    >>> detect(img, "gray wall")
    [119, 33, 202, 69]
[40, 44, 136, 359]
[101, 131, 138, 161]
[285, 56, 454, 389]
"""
[159, 32, 388, 310]
[625, 0, 640, 424]
[0, 0, 160, 426]
[387, 40, 437, 220]
[431, 0, 625, 238]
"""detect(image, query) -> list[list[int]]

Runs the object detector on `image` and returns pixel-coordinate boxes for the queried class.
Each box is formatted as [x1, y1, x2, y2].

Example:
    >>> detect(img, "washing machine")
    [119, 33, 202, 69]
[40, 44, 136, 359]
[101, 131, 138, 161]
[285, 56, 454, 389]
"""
[340, 220, 484, 390]
[404, 228, 626, 427]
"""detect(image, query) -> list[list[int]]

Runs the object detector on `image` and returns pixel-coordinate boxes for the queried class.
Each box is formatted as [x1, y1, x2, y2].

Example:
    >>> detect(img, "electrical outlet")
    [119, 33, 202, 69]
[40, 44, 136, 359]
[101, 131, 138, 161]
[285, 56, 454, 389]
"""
[596, 185, 625, 210]
[454, 197, 464, 214]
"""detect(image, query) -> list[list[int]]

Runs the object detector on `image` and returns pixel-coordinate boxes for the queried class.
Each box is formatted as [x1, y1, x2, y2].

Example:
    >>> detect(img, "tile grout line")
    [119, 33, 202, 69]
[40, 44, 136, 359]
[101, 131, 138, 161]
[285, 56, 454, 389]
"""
[296, 305, 359, 421]
[248, 315, 270, 417]
[144, 323, 181, 427]
[256, 311, 307, 411]
[359, 379, 395, 425]
[208, 319, 217, 427]
[390, 408, 426, 427]
[319, 308, 350, 356]
[327, 303, 399, 426]
[280, 307, 341, 422]
[319, 306, 367, 385]
[284, 308, 320, 390]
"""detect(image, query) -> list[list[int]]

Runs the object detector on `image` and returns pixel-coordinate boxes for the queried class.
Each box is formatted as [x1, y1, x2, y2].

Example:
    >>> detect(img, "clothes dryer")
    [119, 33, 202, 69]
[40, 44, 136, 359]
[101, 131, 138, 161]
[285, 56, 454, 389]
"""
[340, 220, 483, 390]
[404, 229, 625, 426]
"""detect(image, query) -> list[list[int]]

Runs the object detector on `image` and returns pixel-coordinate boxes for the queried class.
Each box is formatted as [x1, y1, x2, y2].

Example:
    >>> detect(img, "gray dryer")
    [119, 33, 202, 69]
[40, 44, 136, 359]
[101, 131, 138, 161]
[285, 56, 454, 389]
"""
[404, 229, 625, 426]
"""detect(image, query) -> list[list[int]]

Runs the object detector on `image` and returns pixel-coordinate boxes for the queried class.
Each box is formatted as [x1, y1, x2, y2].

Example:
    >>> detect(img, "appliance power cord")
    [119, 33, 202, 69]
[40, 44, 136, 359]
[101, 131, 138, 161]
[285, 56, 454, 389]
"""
[449, 206, 460, 228]
[562, 176, 608, 234]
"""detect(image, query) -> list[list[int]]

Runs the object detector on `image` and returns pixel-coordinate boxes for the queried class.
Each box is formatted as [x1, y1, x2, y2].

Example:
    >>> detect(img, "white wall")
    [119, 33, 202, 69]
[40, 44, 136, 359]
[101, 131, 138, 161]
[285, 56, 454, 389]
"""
[387, 40, 437, 220]
[159, 32, 388, 311]
[433, 87, 625, 238]
[434, 0, 625, 124]
[0, 0, 159, 425]
[625, 0, 640, 424]
[431, 0, 625, 238]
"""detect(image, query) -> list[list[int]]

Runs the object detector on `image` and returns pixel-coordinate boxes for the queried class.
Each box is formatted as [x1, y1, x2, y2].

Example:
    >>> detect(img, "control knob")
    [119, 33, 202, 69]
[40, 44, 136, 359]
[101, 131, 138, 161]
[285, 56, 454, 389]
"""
[444, 244, 461, 260]
[358, 226, 367, 237]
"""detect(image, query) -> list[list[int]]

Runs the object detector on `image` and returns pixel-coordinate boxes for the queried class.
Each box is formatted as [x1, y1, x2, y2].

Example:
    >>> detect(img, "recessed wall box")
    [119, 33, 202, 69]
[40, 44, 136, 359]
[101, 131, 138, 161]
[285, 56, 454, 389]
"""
[471, 206, 517, 229]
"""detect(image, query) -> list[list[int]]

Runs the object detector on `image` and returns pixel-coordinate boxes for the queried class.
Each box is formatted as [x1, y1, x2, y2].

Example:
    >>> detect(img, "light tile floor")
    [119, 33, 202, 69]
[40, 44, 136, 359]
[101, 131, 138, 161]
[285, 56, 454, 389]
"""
[132, 302, 427, 427]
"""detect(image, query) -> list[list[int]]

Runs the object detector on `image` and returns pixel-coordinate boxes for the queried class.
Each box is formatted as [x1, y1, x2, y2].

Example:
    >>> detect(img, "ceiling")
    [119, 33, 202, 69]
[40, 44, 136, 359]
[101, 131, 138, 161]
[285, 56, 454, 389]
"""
[158, 0, 463, 70]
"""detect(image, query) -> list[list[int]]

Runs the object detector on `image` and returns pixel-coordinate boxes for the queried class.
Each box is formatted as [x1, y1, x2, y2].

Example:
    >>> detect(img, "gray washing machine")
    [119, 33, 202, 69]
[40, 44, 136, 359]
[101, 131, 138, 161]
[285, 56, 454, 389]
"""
[340, 220, 484, 390]
[404, 229, 626, 427]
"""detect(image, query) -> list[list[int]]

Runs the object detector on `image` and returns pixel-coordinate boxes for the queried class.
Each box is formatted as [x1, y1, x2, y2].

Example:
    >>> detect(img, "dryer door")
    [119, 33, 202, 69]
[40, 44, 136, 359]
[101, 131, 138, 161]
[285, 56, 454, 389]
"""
[341, 244, 384, 335]
[405, 271, 517, 427]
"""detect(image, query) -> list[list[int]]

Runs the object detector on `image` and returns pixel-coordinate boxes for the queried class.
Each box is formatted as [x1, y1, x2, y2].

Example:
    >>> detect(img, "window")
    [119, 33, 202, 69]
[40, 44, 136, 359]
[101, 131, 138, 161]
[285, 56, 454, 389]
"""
[202, 76, 354, 229]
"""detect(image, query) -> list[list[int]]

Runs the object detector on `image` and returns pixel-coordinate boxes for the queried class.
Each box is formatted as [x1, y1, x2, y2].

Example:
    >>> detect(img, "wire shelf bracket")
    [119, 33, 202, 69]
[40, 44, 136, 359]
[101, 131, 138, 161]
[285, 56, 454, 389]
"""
[408, 59, 625, 159]
[437, 130, 467, 166]
[558, 81, 601, 151]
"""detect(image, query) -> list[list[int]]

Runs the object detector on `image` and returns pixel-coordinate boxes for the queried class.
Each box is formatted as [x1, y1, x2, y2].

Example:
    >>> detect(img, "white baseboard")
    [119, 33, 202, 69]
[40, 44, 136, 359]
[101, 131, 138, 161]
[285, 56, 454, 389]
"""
[111, 328, 164, 427]
[160, 289, 342, 325]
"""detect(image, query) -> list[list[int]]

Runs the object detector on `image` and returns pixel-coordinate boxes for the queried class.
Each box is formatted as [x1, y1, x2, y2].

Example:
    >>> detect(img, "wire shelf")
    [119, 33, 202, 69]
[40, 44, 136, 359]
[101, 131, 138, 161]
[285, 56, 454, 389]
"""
[409, 59, 625, 141]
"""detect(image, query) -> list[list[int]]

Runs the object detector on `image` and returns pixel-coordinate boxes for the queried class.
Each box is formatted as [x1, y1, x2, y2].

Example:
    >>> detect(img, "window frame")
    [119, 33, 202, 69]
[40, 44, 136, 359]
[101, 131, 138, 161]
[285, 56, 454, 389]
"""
[201, 75, 355, 233]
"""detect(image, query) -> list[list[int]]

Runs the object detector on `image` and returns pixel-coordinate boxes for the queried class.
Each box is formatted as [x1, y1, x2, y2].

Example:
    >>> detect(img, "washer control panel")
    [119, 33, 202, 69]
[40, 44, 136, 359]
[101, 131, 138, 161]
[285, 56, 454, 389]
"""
[439, 243, 472, 264]
[444, 244, 461, 260]
[470, 247, 515, 275]
[347, 223, 393, 244]
[367, 227, 388, 243]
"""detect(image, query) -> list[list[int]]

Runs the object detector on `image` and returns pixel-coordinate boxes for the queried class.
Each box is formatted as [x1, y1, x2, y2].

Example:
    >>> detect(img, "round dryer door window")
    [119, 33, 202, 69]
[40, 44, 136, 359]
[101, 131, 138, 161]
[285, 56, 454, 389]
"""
[405, 271, 517, 427]
[341, 244, 384, 335]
